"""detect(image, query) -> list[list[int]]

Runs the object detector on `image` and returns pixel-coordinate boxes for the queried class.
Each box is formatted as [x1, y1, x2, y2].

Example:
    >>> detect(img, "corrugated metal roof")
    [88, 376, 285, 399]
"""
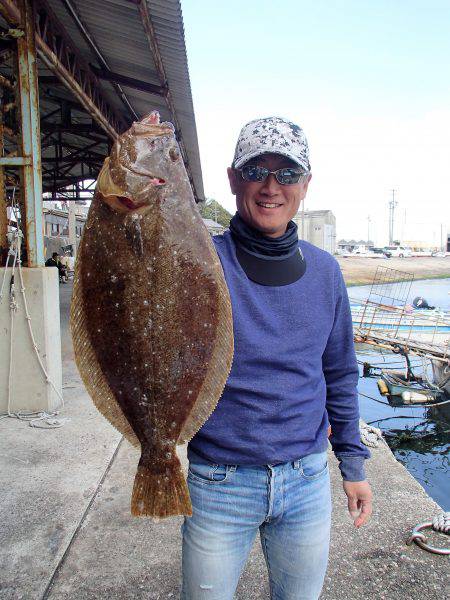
[45, 0, 204, 199]
[202, 218, 222, 228]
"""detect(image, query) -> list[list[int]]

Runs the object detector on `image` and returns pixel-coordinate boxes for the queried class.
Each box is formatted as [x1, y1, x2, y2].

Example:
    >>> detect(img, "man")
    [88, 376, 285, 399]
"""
[45, 252, 67, 283]
[181, 117, 372, 600]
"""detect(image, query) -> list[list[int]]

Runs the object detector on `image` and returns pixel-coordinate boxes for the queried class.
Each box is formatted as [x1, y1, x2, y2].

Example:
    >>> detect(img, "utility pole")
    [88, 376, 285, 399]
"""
[388, 189, 398, 245]
[367, 215, 371, 246]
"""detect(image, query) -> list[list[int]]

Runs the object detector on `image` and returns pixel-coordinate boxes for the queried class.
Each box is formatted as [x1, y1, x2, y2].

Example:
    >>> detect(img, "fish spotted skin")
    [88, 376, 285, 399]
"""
[71, 113, 233, 517]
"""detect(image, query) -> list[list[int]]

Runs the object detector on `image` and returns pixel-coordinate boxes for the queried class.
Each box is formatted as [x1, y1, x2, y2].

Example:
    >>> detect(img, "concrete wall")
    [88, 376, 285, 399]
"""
[0, 267, 62, 414]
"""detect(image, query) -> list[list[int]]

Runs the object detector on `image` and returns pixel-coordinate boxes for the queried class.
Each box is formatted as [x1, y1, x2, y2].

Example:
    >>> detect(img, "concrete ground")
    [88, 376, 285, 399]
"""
[0, 281, 448, 599]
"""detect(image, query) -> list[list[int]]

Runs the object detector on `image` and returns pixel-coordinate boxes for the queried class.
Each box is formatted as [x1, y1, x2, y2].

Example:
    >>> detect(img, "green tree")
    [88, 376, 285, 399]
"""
[198, 198, 233, 228]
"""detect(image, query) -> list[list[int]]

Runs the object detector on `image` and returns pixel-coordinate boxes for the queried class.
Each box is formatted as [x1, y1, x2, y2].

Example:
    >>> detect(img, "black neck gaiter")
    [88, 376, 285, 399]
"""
[229, 212, 299, 259]
[229, 212, 306, 286]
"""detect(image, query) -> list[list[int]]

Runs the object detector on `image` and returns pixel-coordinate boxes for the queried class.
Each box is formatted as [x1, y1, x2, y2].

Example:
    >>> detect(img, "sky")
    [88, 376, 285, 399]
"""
[181, 0, 450, 247]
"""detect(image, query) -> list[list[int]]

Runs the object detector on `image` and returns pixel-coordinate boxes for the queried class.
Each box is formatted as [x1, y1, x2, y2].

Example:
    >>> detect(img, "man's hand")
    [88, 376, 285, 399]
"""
[343, 480, 372, 528]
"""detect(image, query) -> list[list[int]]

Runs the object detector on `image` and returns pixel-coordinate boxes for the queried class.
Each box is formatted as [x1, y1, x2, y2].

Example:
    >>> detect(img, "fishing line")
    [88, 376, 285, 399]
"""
[367, 416, 427, 425]
[358, 391, 391, 406]
[357, 361, 422, 369]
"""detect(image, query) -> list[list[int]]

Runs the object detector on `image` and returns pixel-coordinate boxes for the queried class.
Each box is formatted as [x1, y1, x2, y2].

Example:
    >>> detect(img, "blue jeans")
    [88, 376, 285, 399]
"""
[180, 451, 331, 600]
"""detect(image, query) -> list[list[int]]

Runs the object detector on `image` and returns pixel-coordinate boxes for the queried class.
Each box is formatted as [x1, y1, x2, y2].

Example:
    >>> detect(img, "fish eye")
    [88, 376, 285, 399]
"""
[169, 147, 180, 162]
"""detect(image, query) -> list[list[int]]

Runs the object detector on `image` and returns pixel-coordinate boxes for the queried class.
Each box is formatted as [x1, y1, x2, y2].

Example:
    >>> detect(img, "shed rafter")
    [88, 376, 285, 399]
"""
[0, 0, 124, 137]
[0, 0, 204, 202]
[136, 0, 197, 195]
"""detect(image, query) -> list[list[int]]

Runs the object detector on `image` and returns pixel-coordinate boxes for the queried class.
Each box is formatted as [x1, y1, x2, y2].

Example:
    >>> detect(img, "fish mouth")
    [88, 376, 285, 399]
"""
[114, 167, 166, 210]
[127, 165, 166, 185]
[115, 178, 164, 210]
[117, 196, 141, 210]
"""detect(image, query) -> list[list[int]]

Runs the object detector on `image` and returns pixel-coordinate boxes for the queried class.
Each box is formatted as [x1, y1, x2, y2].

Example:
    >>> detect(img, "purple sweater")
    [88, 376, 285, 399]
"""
[188, 231, 369, 480]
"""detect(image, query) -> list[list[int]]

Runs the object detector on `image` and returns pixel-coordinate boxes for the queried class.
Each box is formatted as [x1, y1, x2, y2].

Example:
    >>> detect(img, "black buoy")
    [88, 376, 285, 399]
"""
[412, 296, 435, 310]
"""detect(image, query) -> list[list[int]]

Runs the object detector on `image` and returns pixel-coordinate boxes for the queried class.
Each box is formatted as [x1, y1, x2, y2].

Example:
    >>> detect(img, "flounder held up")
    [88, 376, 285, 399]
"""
[70, 112, 233, 518]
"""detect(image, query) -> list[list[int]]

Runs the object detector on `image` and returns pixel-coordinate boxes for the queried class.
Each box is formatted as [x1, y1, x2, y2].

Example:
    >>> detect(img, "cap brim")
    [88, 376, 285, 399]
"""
[233, 150, 308, 171]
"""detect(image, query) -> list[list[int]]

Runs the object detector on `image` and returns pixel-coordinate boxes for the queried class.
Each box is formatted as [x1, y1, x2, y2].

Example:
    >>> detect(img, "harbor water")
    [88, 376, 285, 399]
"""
[350, 278, 450, 510]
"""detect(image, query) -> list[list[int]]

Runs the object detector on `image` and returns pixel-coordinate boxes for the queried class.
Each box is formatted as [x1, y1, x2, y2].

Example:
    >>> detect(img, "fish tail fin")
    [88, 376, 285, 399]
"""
[131, 454, 192, 518]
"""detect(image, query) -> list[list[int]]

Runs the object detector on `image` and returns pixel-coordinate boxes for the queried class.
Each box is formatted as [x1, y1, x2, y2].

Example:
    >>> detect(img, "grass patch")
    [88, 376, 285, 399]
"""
[345, 273, 450, 287]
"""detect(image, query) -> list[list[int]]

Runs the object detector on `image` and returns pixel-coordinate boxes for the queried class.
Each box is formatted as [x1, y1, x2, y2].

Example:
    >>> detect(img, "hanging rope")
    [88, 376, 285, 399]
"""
[0, 192, 66, 429]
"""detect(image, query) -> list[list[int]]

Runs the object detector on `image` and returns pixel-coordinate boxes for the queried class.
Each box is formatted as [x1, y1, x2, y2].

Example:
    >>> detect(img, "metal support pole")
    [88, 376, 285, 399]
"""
[0, 111, 7, 265]
[17, 0, 44, 266]
[0, 156, 31, 165]
[68, 198, 76, 259]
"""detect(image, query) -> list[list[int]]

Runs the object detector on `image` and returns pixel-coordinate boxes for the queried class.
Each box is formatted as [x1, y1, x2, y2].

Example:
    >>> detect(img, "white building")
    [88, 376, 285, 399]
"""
[292, 210, 336, 254]
[42, 202, 87, 258]
[202, 218, 224, 235]
[337, 239, 374, 253]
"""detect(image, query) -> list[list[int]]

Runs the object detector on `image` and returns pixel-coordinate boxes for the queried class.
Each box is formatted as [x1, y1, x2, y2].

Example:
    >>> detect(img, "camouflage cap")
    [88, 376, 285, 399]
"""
[232, 116, 311, 171]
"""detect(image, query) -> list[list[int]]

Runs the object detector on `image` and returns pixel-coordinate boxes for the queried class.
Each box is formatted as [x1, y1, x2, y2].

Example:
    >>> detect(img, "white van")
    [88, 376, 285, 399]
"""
[384, 245, 412, 258]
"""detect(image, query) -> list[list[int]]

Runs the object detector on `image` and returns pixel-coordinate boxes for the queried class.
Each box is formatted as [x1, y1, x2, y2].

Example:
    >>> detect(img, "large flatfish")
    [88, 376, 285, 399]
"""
[70, 112, 233, 518]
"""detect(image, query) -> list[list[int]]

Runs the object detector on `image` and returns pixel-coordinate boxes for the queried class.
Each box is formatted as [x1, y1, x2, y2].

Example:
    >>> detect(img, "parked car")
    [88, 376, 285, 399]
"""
[431, 250, 447, 257]
[383, 245, 412, 258]
[369, 247, 391, 258]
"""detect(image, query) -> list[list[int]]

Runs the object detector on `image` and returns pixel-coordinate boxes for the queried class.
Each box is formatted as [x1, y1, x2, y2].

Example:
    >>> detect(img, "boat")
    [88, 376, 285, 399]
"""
[376, 370, 448, 407]
[350, 299, 450, 345]
[429, 356, 450, 417]
[429, 357, 450, 396]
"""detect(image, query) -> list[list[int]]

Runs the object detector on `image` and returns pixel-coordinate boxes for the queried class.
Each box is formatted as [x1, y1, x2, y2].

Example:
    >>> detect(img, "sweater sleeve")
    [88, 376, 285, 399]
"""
[322, 262, 370, 480]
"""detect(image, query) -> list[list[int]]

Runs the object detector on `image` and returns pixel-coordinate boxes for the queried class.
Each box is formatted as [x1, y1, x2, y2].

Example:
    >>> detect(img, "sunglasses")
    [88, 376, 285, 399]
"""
[238, 164, 308, 185]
